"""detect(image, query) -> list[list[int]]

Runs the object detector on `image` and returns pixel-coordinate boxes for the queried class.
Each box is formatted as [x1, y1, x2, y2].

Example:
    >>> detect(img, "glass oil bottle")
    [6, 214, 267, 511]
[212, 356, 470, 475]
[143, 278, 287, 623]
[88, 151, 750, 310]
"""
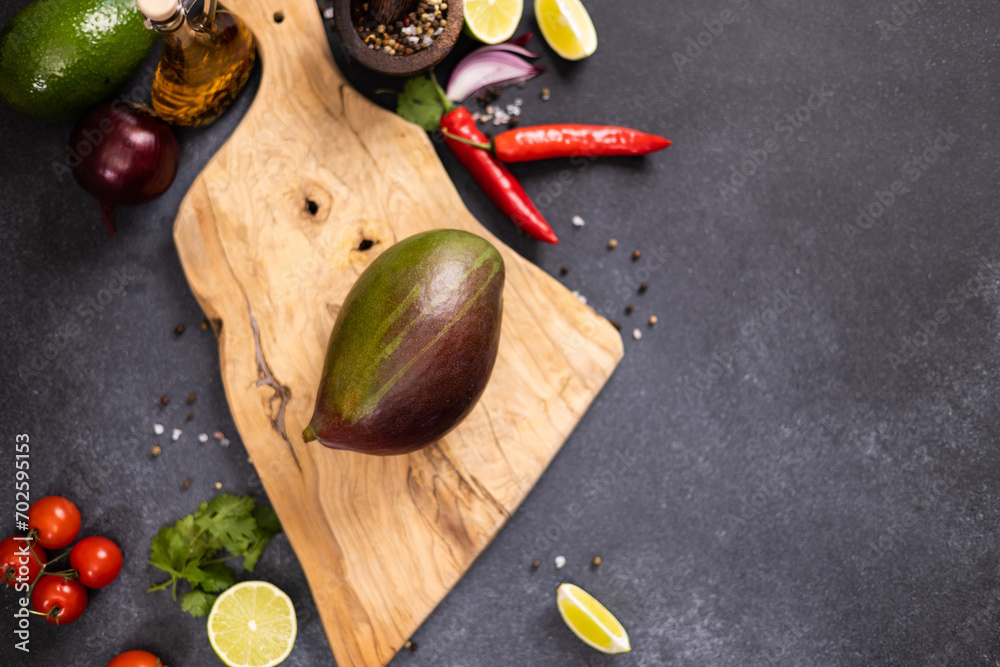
[137, 0, 256, 127]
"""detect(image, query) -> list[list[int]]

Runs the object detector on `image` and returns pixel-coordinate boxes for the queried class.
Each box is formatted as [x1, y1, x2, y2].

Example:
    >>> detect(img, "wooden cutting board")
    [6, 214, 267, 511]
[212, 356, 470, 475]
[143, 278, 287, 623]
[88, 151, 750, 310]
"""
[172, 0, 623, 663]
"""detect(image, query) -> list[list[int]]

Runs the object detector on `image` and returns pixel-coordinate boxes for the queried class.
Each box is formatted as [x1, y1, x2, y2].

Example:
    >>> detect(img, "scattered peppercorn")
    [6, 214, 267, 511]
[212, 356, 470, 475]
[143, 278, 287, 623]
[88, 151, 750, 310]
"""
[409, 641, 418, 652]
[186, 413, 195, 421]
[187, 393, 196, 404]
[201, 319, 210, 330]
[531, 559, 541, 570]
[214, 482, 222, 490]
[477, 86, 501, 106]
[507, 116, 520, 129]
[151, 445, 162, 457]
[182, 478, 191, 489]
[560, 266, 570, 276]
[625, 305, 634, 315]
[214, 431, 225, 440]
[160, 395, 170, 406]
[649, 315, 658, 326]
[632, 250, 641, 261]
[592, 556, 602, 567]
[638, 283, 648, 294]
[174, 325, 184, 336]
[540, 87, 551, 101]
[607, 238, 618, 249]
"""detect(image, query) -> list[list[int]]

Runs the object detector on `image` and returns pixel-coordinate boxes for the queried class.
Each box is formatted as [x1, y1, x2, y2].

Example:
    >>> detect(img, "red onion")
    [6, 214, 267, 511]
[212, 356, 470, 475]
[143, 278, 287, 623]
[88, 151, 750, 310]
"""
[69, 102, 180, 234]
[446, 42, 545, 103]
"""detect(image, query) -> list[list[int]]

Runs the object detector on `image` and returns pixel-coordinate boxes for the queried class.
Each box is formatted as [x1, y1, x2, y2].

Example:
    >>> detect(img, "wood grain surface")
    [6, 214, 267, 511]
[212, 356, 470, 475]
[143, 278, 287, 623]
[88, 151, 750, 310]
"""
[172, 0, 623, 663]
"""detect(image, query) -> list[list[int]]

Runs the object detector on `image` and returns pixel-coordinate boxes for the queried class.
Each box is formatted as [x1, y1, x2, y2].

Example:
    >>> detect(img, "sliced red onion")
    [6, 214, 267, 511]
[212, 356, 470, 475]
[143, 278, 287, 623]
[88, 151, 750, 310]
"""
[472, 42, 541, 60]
[446, 47, 545, 103]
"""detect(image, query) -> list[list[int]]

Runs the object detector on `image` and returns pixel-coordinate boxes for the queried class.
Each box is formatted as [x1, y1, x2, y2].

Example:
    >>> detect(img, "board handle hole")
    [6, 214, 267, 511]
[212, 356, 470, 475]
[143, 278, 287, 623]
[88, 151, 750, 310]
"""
[358, 239, 375, 251]
[305, 198, 318, 215]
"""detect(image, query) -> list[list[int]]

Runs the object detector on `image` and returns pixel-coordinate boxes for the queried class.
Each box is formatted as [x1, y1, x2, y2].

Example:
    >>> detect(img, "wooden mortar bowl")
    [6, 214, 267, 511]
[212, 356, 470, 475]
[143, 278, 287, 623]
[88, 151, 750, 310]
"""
[333, 0, 464, 77]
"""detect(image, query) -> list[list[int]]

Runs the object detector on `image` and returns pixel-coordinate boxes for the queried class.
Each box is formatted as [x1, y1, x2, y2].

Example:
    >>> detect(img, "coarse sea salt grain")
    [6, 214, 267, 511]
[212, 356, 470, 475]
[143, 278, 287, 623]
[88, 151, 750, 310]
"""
[198, 433, 209, 443]
[554, 555, 566, 569]
[571, 290, 587, 305]
[571, 215, 585, 227]
[220, 438, 231, 448]
[171, 428, 182, 441]
[153, 423, 164, 435]
[633, 328, 643, 340]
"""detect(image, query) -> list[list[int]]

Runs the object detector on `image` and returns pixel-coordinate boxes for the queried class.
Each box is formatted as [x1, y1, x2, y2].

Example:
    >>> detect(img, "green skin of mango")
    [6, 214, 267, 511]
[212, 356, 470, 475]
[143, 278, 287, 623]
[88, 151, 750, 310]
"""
[303, 229, 506, 456]
[0, 0, 156, 122]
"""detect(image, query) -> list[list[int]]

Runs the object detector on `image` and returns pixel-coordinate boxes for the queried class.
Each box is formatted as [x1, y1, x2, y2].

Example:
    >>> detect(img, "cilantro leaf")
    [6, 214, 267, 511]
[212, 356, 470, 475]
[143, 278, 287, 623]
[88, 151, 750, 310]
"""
[181, 589, 217, 617]
[148, 493, 283, 617]
[195, 494, 258, 555]
[394, 75, 452, 132]
[149, 525, 182, 576]
[199, 563, 237, 593]
[243, 504, 283, 572]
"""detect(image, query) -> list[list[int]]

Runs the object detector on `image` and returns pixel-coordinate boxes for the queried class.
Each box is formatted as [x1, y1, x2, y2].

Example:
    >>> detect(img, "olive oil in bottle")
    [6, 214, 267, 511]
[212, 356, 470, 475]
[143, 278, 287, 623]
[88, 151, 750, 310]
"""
[137, 0, 255, 126]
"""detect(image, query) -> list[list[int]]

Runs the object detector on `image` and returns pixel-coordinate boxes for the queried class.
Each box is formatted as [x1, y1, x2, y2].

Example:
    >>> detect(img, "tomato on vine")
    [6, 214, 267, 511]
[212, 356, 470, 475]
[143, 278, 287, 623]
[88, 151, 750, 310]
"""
[28, 496, 81, 550]
[31, 575, 87, 625]
[71, 536, 123, 589]
[0, 536, 47, 588]
[107, 650, 165, 667]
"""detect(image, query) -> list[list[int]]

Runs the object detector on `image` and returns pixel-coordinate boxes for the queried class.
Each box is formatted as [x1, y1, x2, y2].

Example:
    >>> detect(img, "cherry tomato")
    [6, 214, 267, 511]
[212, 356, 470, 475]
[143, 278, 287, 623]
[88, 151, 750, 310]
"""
[0, 536, 47, 588]
[70, 536, 123, 588]
[31, 575, 87, 625]
[107, 650, 164, 667]
[28, 496, 81, 550]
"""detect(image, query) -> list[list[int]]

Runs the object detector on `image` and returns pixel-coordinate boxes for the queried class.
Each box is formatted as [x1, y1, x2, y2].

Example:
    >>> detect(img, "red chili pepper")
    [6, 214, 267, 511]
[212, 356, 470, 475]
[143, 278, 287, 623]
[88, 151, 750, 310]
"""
[454, 125, 670, 163]
[441, 107, 558, 244]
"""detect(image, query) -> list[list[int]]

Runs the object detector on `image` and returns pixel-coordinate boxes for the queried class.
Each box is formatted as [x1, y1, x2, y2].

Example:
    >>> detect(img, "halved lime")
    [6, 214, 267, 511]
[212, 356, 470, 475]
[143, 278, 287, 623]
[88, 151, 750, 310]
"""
[465, 0, 524, 44]
[534, 0, 597, 60]
[207, 581, 297, 667]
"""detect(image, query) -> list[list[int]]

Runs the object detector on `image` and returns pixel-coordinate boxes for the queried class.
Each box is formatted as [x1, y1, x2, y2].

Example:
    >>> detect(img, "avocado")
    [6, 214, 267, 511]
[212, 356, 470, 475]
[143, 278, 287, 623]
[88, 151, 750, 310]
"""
[303, 230, 505, 456]
[0, 0, 156, 122]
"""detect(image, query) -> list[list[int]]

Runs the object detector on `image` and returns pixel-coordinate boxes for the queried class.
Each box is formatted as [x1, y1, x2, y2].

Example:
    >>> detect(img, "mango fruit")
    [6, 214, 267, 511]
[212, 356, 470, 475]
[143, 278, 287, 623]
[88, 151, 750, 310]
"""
[303, 229, 505, 456]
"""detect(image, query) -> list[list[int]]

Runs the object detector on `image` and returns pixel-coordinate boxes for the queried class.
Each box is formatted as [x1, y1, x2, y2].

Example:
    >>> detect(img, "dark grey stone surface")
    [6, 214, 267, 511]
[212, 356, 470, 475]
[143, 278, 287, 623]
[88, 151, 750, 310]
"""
[2, 0, 999, 665]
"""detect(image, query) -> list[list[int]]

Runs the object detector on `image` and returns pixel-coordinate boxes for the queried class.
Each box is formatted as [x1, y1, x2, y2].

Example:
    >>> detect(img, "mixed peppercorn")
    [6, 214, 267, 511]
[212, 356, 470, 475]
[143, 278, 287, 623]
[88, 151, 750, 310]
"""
[353, 0, 449, 56]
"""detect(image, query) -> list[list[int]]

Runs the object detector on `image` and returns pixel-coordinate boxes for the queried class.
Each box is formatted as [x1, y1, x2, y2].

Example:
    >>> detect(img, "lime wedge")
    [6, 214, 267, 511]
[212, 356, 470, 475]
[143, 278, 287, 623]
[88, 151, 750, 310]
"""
[534, 0, 597, 60]
[465, 0, 524, 44]
[207, 581, 297, 667]
[556, 583, 630, 654]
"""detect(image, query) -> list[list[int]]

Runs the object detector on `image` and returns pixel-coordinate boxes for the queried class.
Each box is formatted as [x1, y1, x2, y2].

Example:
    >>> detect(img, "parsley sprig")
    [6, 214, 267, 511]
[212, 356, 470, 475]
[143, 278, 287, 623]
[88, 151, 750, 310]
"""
[148, 494, 282, 617]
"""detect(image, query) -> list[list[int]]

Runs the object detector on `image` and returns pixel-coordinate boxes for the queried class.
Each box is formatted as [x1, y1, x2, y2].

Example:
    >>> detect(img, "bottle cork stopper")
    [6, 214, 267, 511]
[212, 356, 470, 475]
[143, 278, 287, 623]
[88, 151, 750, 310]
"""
[136, 0, 179, 22]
